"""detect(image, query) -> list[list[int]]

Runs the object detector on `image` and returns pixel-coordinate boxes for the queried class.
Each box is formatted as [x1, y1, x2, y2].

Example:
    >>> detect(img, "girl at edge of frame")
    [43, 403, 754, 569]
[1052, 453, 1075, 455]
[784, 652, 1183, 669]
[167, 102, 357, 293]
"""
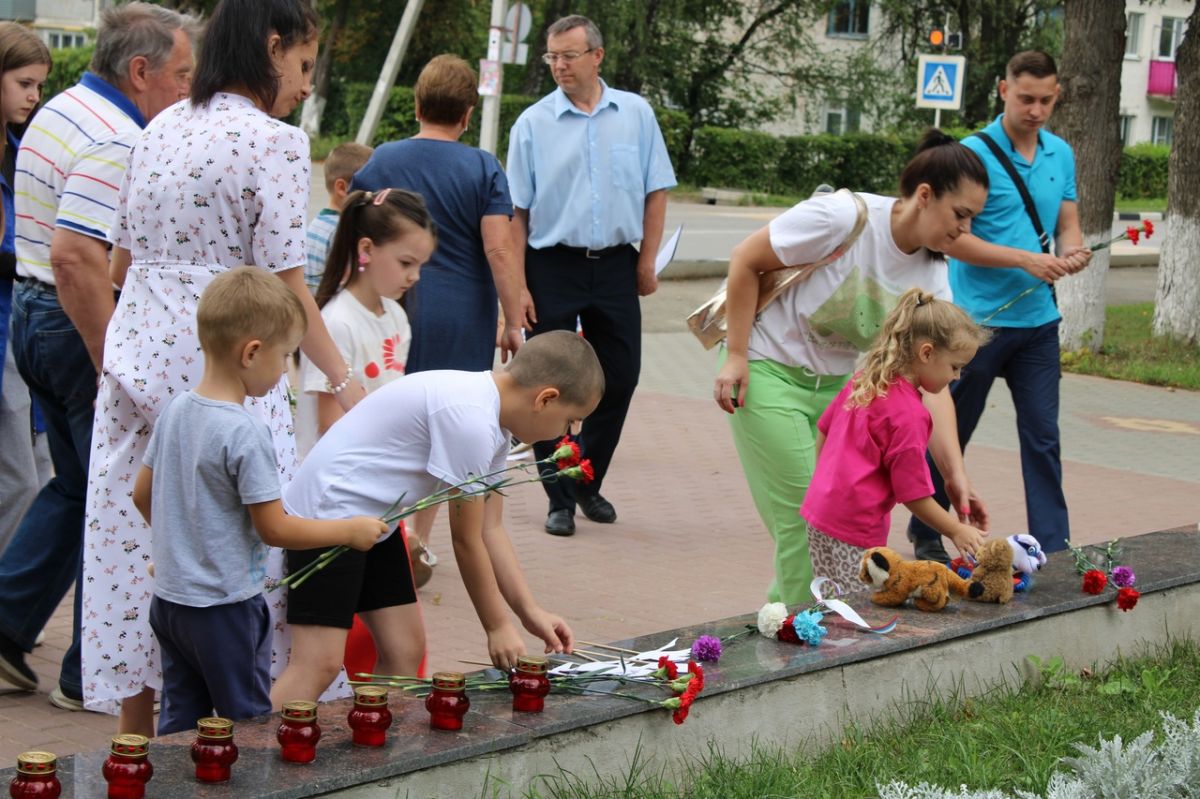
[712, 128, 992, 607]
[0, 24, 52, 554]
[799, 287, 991, 588]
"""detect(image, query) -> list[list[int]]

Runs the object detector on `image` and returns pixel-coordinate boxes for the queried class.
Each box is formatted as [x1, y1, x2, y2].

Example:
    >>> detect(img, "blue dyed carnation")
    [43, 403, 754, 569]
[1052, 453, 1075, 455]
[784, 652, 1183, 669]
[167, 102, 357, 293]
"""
[793, 610, 827, 646]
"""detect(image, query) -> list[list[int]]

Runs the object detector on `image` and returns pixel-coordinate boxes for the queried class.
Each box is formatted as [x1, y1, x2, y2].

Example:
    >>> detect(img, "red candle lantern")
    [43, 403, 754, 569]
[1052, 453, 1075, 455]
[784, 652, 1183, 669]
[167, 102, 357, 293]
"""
[276, 700, 321, 763]
[425, 671, 469, 731]
[9, 751, 60, 799]
[101, 735, 153, 799]
[190, 717, 239, 783]
[347, 685, 392, 747]
[509, 655, 551, 712]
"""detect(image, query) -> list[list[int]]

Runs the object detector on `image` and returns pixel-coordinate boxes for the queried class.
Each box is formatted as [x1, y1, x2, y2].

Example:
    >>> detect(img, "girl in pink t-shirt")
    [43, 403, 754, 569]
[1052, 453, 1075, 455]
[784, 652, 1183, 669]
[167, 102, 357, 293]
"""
[800, 288, 990, 587]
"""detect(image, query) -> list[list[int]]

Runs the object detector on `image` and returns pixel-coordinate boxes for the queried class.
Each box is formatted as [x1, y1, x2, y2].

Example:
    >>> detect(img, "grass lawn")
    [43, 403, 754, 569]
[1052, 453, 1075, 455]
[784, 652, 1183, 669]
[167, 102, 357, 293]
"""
[1061, 303, 1200, 391]
[520, 639, 1200, 799]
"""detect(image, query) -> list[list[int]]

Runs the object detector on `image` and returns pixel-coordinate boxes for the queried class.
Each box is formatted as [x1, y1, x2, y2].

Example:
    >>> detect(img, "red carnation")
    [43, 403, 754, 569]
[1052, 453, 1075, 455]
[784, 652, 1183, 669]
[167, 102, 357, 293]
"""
[657, 656, 679, 680]
[1081, 569, 1108, 594]
[687, 660, 705, 693]
[1126, 226, 1140, 245]
[578, 459, 595, 484]
[671, 690, 695, 725]
[776, 615, 801, 644]
[553, 436, 581, 468]
[1142, 219, 1154, 238]
[1116, 586, 1140, 611]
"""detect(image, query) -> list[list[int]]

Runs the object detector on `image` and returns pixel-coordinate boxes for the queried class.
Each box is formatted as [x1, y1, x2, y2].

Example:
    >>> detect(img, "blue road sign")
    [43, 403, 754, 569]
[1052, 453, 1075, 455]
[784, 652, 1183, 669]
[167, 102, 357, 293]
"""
[916, 54, 966, 110]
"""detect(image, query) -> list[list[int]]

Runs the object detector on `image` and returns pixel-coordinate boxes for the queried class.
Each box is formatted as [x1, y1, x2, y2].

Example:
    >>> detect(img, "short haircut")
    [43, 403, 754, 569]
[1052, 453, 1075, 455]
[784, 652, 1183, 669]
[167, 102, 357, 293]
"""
[323, 141, 373, 194]
[1007, 50, 1057, 80]
[90, 2, 197, 88]
[191, 0, 318, 110]
[547, 15, 603, 50]
[504, 331, 605, 408]
[197, 267, 307, 359]
[414, 54, 477, 126]
[899, 128, 989, 198]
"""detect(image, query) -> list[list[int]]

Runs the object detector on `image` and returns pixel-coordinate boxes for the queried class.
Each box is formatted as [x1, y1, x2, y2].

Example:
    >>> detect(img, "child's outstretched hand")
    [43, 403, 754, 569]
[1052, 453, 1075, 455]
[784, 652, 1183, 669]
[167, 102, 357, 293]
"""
[486, 622, 526, 671]
[948, 522, 988, 560]
[345, 517, 389, 551]
[520, 606, 574, 655]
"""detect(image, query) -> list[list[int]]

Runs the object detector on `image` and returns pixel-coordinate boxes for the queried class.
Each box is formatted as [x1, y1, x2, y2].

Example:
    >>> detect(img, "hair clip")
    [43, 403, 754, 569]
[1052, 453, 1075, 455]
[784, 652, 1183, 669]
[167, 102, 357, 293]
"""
[372, 188, 392, 206]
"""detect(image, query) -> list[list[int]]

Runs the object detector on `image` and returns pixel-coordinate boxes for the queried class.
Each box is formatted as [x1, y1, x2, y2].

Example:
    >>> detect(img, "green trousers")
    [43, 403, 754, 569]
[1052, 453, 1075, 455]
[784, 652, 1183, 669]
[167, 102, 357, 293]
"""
[724, 354, 849, 605]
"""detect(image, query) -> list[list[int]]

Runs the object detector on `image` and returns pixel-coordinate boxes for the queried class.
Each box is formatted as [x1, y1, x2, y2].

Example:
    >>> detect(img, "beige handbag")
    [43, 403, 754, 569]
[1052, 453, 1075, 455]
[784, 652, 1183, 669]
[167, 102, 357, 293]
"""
[685, 189, 869, 350]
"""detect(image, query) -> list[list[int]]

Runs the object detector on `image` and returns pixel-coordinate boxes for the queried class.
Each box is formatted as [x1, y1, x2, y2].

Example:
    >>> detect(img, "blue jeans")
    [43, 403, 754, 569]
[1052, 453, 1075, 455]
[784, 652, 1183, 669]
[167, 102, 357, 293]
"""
[909, 321, 1069, 553]
[0, 280, 97, 694]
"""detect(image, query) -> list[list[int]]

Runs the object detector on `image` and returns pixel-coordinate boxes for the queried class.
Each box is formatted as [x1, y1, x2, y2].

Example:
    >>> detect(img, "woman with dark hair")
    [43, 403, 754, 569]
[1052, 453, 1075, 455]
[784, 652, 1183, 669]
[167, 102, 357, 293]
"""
[712, 129, 994, 608]
[351, 54, 533, 576]
[83, 0, 365, 734]
[0, 23, 51, 554]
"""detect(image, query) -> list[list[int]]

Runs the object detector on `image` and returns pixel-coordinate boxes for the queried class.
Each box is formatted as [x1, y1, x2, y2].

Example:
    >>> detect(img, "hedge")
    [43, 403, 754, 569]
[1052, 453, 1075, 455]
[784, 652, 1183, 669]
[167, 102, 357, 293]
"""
[1117, 142, 1170, 199]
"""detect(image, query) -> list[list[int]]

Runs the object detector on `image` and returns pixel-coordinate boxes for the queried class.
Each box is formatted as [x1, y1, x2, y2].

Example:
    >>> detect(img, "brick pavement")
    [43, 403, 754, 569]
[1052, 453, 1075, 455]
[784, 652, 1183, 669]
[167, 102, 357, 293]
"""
[2, 281, 1197, 764]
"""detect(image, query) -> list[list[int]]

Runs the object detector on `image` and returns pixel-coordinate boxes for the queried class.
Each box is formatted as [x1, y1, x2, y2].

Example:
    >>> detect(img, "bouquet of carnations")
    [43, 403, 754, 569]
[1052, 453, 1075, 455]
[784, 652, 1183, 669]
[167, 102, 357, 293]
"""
[274, 437, 592, 591]
[1068, 539, 1140, 611]
[754, 578, 898, 647]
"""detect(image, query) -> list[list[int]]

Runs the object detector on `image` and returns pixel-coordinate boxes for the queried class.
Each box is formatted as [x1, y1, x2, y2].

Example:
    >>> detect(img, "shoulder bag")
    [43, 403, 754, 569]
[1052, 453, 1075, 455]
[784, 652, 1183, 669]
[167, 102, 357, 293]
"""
[685, 188, 869, 350]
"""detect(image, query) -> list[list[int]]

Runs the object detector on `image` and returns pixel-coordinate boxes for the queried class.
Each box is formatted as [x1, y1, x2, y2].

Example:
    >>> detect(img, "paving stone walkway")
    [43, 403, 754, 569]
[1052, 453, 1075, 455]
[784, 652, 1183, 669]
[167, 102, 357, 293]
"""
[1, 275, 1196, 764]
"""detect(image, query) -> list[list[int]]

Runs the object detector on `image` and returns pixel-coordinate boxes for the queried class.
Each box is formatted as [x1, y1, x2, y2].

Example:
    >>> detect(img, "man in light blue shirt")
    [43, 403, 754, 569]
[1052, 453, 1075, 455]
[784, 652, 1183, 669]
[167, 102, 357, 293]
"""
[508, 14, 676, 537]
[909, 51, 1090, 562]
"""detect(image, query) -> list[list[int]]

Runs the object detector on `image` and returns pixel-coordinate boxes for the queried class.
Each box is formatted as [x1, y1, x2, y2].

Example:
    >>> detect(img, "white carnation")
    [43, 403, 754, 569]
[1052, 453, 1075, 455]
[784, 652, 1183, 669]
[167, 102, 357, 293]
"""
[756, 602, 789, 637]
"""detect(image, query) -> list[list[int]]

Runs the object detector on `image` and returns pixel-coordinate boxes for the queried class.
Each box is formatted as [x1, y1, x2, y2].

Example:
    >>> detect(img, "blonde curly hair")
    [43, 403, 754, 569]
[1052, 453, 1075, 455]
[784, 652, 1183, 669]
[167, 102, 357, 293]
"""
[848, 288, 989, 408]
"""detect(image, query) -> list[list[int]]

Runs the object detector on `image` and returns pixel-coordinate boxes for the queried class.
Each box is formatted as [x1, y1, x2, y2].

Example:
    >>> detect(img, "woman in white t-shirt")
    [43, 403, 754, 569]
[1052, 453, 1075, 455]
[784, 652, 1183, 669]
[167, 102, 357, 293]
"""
[713, 130, 992, 607]
[299, 188, 436, 445]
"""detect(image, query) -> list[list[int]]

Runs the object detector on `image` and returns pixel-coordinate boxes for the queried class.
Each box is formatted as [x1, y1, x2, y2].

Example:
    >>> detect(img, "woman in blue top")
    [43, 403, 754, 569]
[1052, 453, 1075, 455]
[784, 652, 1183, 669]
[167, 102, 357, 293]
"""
[352, 54, 535, 569]
[0, 23, 51, 553]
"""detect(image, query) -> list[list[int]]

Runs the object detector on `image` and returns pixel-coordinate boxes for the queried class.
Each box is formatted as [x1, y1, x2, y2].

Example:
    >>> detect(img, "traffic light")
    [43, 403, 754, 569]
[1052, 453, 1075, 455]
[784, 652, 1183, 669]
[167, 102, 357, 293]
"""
[928, 28, 962, 49]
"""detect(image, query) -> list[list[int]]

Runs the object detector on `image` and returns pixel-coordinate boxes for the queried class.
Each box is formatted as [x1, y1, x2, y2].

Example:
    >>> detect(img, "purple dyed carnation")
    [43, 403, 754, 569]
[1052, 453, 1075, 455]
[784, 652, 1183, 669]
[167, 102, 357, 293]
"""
[690, 635, 722, 662]
[1111, 566, 1136, 588]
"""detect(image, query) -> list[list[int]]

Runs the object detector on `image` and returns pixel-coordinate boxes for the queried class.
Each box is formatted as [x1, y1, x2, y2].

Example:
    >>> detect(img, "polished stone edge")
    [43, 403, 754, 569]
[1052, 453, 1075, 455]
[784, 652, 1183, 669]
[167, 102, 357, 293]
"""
[5, 526, 1195, 797]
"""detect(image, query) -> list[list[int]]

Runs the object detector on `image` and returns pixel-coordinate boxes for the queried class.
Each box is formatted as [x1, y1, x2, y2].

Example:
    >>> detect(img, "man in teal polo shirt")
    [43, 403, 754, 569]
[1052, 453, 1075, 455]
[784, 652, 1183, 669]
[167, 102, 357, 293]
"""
[909, 50, 1090, 561]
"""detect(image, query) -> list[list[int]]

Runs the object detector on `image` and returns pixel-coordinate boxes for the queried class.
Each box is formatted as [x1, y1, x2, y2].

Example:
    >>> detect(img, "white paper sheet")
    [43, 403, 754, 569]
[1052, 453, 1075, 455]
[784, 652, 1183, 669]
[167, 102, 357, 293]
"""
[654, 224, 683, 276]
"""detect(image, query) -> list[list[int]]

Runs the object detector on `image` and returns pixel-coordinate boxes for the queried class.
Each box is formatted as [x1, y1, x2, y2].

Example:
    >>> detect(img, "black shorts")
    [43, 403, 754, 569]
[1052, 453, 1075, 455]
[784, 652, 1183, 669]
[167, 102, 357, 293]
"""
[285, 527, 417, 628]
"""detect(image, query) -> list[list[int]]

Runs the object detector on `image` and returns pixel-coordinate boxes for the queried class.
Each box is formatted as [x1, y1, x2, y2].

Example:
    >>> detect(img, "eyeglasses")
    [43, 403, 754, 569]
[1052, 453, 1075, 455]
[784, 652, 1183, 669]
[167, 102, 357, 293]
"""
[542, 48, 595, 65]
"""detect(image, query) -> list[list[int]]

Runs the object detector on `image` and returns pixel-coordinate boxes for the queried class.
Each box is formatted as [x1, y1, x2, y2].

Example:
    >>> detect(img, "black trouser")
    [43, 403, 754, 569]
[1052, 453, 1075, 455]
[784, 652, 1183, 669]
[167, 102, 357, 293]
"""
[525, 244, 640, 514]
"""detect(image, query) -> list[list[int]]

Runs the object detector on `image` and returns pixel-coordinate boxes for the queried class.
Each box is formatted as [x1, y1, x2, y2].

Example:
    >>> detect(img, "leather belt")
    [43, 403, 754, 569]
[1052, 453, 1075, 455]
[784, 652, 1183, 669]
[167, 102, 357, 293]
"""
[553, 243, 628, 260]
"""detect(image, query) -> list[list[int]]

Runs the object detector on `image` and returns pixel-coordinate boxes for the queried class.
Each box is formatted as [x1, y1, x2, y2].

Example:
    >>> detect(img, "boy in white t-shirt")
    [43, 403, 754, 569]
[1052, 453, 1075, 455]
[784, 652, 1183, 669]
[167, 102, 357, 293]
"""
[270, 330, 605, 703]
[132, 268, 387, 736]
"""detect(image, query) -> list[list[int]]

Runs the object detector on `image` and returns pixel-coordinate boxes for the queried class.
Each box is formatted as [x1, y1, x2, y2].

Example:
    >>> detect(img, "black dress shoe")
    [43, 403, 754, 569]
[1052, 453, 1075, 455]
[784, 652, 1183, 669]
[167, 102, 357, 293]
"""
[577, 493, 617, 524]
[0, 633, 37, 691]
[544, 509, 576, 536]
[912, 534, 951, 565]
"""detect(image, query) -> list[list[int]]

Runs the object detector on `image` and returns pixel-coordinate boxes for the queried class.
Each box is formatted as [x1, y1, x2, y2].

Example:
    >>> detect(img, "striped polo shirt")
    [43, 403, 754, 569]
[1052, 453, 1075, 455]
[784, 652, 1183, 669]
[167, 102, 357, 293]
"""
[14, 71, 147, 285]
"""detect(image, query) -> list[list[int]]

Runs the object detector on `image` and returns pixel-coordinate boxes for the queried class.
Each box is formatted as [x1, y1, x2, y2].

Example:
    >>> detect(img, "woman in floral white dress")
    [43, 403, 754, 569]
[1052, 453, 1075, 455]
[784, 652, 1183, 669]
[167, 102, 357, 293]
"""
[83, 0, 365, 734]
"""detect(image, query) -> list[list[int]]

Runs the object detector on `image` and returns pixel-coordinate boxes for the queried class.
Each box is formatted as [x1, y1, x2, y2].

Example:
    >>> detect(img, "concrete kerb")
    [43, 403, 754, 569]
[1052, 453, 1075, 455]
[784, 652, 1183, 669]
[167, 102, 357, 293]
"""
[332, 583, 1200, 798]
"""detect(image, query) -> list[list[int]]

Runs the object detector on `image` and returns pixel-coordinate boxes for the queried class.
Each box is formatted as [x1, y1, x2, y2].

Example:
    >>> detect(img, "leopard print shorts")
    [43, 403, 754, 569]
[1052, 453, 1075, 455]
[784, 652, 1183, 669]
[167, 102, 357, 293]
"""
[806, 521, 869, 593]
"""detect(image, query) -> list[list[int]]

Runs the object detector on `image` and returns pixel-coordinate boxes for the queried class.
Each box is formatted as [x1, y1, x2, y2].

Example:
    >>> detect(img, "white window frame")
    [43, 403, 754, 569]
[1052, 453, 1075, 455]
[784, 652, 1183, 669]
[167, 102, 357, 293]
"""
[1126, 12, 1143, 58]
[1157, 16, 1186, 60]
[827, 0, 870, 39]
[1151, 115, 1173, 146]
[1119, 114, 1134, 146]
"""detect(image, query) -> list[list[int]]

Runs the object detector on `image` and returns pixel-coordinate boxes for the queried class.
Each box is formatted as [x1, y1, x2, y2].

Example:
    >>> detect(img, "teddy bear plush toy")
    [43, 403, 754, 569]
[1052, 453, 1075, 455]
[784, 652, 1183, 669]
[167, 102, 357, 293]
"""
[963, 539, 1015, 604]
[951, 533, 1047, 592]
[859, 547, 971, 612]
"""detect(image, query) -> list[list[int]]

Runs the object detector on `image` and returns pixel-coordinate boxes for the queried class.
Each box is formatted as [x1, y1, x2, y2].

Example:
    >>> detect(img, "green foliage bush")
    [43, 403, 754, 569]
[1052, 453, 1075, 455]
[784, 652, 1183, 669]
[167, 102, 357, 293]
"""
[43, 46, 94, 105]
[689, 127, 786, 192]
[1117, 143, 1170, 199]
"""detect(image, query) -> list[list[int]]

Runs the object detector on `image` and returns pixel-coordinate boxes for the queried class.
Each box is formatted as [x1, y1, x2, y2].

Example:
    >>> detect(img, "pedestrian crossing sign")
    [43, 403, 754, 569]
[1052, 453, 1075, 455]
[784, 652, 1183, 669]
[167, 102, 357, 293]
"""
[916, 54, 966, 110]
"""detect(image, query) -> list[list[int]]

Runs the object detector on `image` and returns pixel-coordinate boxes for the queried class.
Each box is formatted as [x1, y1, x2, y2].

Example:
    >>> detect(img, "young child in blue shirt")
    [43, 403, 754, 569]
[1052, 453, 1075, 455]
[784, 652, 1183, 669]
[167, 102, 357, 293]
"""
[306, 141, 374, 292]
[132, 267, 387, 735]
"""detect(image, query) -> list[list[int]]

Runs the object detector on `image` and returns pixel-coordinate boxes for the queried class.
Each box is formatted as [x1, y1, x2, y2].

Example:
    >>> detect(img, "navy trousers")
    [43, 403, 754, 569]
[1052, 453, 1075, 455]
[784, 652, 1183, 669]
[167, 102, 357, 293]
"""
[909, 321, 1070, 553]
[525, 244, 640, 514]
[150, 594, 271, 736]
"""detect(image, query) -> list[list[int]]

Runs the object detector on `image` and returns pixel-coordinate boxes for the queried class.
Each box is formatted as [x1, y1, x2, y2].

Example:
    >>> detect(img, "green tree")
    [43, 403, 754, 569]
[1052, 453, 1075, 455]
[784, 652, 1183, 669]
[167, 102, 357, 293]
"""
[874, 0, 1063, 130]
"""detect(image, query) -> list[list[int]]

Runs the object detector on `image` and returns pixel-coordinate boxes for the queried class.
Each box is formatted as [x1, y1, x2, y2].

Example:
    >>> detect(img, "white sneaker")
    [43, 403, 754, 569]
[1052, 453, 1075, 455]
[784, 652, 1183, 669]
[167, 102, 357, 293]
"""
[419, 546, 438, 568]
